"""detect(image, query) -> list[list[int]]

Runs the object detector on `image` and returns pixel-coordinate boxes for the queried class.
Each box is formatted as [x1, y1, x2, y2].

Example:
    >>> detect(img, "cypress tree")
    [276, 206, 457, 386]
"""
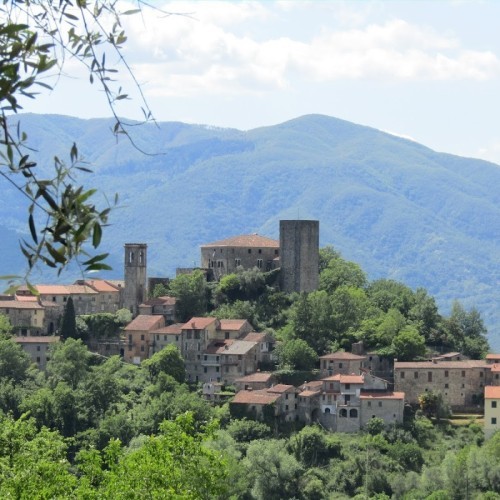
[61, 297, 77, 340]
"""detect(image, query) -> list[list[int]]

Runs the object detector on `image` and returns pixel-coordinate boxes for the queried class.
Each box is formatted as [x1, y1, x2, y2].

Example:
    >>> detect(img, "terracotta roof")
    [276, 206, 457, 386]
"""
[300, 380, 323, 390]
[485, 386, 500, 399]
[181, 317, 217, 330]
[432, 352, 462, 360]
[360, 392, 405, 400]
[220, 340, 257, 356]
[395, 360, 488, 369]
[235, 372, 274, 383]
[486, 354, 500, 360]
[340, 375, 364, 384]
[141, 296, 176, 307]
[205, 340, 233, 354]
[267, 384, 295, 394]
[15, 336, 60, 343]
[201, 234, 279, 248]
[232, 390, 281, 405]
[81, 279, 120, 293]
[322, 374, 341, 382]
[33, 285, 69, 295]
[0, 301, 43, 310]
[124, 315, 164, 331]
[65, 285, 98, 294]
[242, 331, 268, 342]
[219, 319, 248, 331]
[491, 364, 500, 373]
[320, 351, 366, 360]
[153, 323, 183, 335]
[15, 295, 38, 302]
[299, 390, 321, 398]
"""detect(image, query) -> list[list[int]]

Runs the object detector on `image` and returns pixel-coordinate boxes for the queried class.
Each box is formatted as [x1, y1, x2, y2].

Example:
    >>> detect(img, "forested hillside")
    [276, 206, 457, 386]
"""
[2, 113, 498, 346]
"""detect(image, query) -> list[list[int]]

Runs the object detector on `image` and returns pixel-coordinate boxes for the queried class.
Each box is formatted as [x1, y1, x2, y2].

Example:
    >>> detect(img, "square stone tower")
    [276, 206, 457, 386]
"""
[124, 243, 147, 316]
[279, 220, 319, 293]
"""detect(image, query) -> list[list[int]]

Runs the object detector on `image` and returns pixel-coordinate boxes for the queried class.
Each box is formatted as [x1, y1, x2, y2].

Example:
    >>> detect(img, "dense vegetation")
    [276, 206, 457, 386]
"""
[0, 250, 492, 498]
[2, 113, 498, 347]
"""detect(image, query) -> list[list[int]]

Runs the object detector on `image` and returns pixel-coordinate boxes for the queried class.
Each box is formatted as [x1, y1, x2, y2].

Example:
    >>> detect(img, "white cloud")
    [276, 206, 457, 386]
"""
[117, 2, 500, 98]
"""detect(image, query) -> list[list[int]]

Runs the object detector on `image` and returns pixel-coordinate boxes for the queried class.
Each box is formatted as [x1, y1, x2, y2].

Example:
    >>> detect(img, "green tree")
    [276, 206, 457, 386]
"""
[143, 344, 186, 383]
[320, 257, 367, 294]
[0, 1, 157, 278]
[170, 270, 208, 322]
[390, 325, 426, 361]
[276, 338, 318, 371]
[0, 335, 31, 382]
[115, 308, 133, 326]
[0, 314, 12, 336]
[87, 413, 228, 499]
[367, 279, 416, 316]
[60, 296, 76, 339]
[46, 338, 92, 389]
[150, 283, 170, 298]
[226, 418, 272, 443]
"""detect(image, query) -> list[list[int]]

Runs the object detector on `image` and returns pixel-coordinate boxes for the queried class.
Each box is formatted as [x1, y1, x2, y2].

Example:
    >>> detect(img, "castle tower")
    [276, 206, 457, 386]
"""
[123, 243, 147, 316]
[279, 220, 319, 293]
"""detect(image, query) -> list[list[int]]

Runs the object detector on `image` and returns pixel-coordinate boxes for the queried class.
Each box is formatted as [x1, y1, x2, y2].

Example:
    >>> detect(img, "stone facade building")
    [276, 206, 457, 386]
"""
[123, 314, 165, 364]
[15, 336, 60, 370]
[123, 243, 147, 316]
[394, 359, 490, 411]
[319, 351, 367, 377]
[200, 234, 279, 279]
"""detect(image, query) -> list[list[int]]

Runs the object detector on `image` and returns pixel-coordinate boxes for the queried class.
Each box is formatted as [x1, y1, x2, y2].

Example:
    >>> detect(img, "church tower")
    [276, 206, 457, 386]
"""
[123, 243, 147, 316]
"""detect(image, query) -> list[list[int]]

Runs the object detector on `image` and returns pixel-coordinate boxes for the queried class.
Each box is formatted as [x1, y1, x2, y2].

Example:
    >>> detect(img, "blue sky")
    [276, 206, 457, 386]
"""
[25, 1, 500, 165]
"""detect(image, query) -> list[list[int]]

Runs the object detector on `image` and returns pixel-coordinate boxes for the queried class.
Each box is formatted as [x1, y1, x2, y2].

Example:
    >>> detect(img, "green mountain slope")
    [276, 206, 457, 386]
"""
[2, 113, 499, 346]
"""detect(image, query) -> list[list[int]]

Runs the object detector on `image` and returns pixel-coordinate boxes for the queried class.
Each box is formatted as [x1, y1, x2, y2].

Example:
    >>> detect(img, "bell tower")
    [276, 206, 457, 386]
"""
[123, 243, 147, 316]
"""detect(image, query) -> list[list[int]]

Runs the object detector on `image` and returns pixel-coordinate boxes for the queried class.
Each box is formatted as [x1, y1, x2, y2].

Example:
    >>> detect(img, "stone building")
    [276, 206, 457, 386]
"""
[123, 243, 147, 316]
[279, 220, 319, 293]
[200, 234, 279, 279]
[123, 314, 165, 364]
[0, 298, 45, 336]
[394, 359, 490, 411]
[319, 351, 367, 377]
[15, 336, 60, 370]
[150, 323, 183, 355]
[235, 372, 276, 392]
[484, 386, 500, 438]
[139, 296, 177, 324]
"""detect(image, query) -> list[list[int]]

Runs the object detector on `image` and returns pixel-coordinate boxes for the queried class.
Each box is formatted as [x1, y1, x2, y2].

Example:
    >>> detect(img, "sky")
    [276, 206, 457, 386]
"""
[23, 0, 500, 165]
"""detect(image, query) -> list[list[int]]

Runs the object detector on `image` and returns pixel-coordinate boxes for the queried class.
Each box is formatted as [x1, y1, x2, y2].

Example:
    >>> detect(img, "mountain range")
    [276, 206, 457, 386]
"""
[1, 113, 499, 347]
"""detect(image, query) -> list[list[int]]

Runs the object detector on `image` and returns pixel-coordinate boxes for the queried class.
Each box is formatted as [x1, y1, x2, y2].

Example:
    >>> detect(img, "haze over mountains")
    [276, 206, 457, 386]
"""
[2, 114, 499, 347]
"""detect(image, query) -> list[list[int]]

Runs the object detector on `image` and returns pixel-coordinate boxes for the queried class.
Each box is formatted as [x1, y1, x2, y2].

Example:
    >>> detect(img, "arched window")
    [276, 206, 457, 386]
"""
[339, 408, 347, 418]
[324, 407, 331, 414]
[349, 408, 358, 418]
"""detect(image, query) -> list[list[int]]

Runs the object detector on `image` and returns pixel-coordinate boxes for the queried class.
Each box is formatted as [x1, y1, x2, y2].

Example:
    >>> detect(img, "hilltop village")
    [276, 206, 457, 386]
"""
[1, 219, 498, 436]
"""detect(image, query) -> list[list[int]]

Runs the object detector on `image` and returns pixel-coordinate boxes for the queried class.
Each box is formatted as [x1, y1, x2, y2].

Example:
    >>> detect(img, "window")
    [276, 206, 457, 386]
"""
[414, 372, 418, 379]
[225, 332, 230, 339]
[128, 334, 132, 343]
[248, 249, 252, 254]
[285, 405, 289, 410]
[367, 401, 371, 407]
[36, 357, 40, 363]
[445, 370, 449, 378]
[428, 372, 433, 382]
[216, 367, 219, 372]
[462, 371, 466, 377]
[37, 346, 41, 351]
[274, 249, 279, 255]
[345, 383, 350, 390]
[492, 418, 497, 425]
[480, 372, 484, 378]
[400, 371, 405, 379]
[492, 401, 497, 408]
[204, 367, 207, 373]
[256, 259, 263, 269]
[462, 384, 465, 388]
[445, 384, 449, 389]
[349, 409, 358, 418]
[235, 258, 241, 267]
[141, 334, 145, 341]
[258, 249, 262, 254]
[285, 394, 289, 400]
[140, 346, 144, 352]
[378, 401, 382, 407]
[204, 355, 208, 361]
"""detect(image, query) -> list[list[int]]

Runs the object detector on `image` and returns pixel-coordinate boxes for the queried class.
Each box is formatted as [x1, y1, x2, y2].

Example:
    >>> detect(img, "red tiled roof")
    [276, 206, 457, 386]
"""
[242, 331, 268, 342]
[235, 372, 274, 383]
[0, 301, 43, 310]
[201, 234, 279, 248]
[267, 384, 294, 394]
[360, 392, 405, 400]
[486, 354, 500, 360]
[181, 317, 217, 330]
[205, 340, 234, 354]
[82, 279, 120, 293]
[219, 319, 248, 331]
[485, 386, 500, 399]
[33, 285, 69, 295]
[155, 323, 183, 334]
[141, 296, 176, 307]
[340, 375, 364, 384]
[232, 390, 281, 405]
[299, 390, 321, 398]
[491, 364, 500, 373]
[395, 360, 488, 369]
[15, 336, 60, 343]
[15, 295, 38, 302]
[124, 315, 164, 331]
[301, 380, 323, 390]
[320, 351, 366, 360]
[322, 374, 341, 382]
